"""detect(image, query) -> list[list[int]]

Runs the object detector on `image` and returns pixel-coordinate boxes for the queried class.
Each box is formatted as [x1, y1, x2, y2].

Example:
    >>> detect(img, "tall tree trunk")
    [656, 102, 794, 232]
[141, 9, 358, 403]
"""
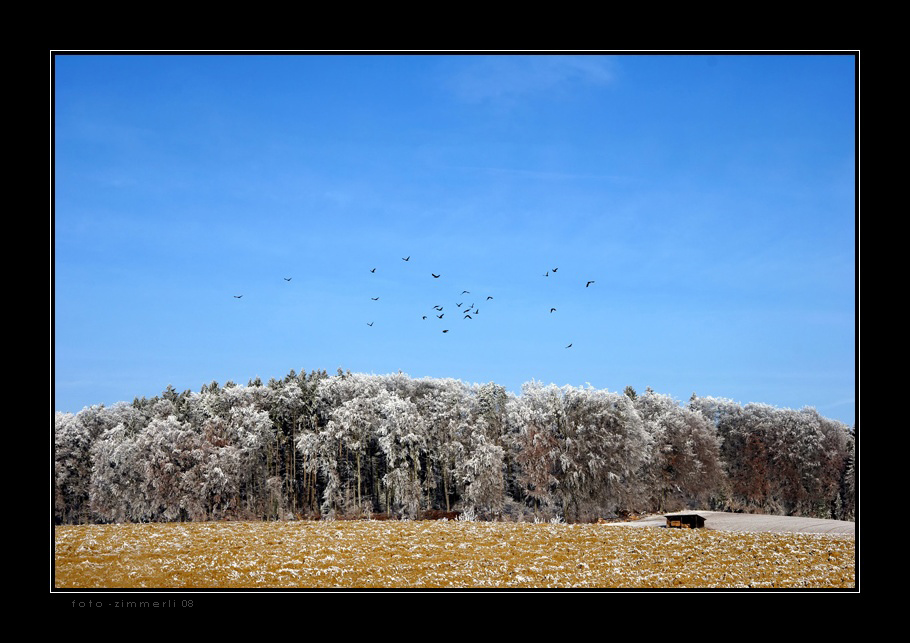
[356, 450, 362, 510]
[443, 462, 451, 513]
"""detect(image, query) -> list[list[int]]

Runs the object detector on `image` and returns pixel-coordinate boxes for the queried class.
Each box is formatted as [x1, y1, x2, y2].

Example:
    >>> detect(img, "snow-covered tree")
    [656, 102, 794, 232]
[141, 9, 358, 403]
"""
[636, 391, 724, 512]
[512, 382, 564, 519]
[270, 373, 321, 515]
[688, 396, 853, 517]
[208, 405, 274, 519]
[843, 428, 856, 520]
[560, 386, 650, 520]
[408, 378, 473, 512]
[376, 391, 426, 518]
[89, 421, 150, 522]
[54, 411, 97, 524]
[460, 432, 505, 518]
[326, 390, 383, 515]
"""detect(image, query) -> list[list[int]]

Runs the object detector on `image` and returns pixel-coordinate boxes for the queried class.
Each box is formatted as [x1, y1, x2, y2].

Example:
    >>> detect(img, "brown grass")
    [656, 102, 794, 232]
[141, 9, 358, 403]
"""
[54, 520, 855, 589]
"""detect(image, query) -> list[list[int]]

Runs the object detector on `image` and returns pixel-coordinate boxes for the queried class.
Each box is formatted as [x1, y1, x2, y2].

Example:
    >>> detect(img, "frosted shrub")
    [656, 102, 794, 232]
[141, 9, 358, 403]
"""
[457, 507, 477, 522]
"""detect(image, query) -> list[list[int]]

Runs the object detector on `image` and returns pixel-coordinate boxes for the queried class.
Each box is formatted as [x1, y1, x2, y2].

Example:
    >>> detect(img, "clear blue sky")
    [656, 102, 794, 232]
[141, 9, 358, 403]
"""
[53, 53, 857, 427]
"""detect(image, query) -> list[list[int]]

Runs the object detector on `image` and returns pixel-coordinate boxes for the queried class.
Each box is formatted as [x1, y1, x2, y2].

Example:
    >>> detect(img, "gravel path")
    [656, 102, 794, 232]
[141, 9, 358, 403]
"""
[614, 511, 855, 536]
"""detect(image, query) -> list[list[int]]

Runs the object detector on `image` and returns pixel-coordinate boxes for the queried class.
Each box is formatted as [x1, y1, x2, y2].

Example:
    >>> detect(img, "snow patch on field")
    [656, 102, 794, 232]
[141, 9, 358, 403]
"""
[613, 511, 855, 535]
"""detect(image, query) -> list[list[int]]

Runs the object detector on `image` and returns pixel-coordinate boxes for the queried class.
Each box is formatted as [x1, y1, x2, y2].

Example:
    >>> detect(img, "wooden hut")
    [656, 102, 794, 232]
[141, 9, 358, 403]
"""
[665, 513, 706, 529]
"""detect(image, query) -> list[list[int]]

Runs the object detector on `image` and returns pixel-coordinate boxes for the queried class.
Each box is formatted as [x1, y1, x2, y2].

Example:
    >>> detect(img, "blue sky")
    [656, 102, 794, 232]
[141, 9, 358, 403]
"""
[53, 53, 857, 426]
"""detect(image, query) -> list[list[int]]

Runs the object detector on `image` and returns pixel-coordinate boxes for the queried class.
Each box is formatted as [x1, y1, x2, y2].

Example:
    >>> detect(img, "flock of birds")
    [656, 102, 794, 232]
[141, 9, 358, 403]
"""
[234, 255, 596, 349]
[358, 256, 497, 336]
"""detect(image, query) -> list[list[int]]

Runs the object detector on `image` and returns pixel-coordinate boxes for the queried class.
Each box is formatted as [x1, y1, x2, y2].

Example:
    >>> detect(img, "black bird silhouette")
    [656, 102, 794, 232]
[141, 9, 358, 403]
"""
[234, 295, 243, 299]
[550, 308, 557, 313]
[371, 297, 380, 301]
[464, 314, 472, 320]
[486, 296, 493, 300]
[586, 280, 595, 287]
[432, 273, 440, 279]
[434, 306, 443, 311]
[284, 277, 292, 281]
[543, 272, 549, 277]
[442, 329, 449, 333]
[565, 343, 573, 348]
[437, 314, 444, 319]
[552, 268, 558, 273]
[462, 290, 470, 294]
[457, 302, 463, 307]
[367, 322, 374, 327]
[402, 256, 410, 261]
[371, 268, 376, 273]
[422, 316, 427, 320]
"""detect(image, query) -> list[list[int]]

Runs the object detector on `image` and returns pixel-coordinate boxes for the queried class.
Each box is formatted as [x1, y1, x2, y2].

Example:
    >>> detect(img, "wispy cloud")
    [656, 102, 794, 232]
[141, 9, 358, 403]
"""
[447, 55, 617, 105]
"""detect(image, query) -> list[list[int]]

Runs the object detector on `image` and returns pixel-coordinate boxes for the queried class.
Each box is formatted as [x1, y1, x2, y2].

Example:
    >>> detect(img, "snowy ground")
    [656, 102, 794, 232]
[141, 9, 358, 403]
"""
[613, 511, 855, 536]
[55, 519, 855, 589]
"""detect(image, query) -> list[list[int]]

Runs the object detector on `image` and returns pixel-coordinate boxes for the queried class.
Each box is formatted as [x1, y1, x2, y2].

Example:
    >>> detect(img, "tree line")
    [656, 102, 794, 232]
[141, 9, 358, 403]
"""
[54, 370, 856, 525]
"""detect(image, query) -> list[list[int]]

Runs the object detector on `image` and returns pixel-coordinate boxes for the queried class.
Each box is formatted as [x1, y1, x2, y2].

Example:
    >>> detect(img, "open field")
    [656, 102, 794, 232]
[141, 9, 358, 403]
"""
[54, 517, 855, 589]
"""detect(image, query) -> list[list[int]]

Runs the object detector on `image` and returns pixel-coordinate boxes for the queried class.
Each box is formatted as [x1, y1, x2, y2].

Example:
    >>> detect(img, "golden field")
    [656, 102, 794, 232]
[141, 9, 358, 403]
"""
[54, 519, 855, 589]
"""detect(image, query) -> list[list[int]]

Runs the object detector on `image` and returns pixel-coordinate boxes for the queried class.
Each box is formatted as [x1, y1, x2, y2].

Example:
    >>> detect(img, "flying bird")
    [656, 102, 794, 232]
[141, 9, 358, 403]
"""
[437, 314, 444, 319]
[457, 303, 463, 307]
[565, 343, 573, 348]
[464, 314, 472, 320]
[462, 290, 470, 295]
[284, 277, 292, 281]
[402, 256, 410, 261]
[552, 268, 558, 273]
[432, 273, 440, 279]
[442, 329, 449, 333]
[371, 297, 380, 301]
[586, 281, 595, 287]
[367, 322, 374, 327]
[486, 296, 493, 300]
[233, 295, 243, 299]
[371, 268, 376, 273]
[550, 308, 557, 313]
[434, 306, 444, 311]
[543, 272, 549, 277]
[422, 316, 427, 320]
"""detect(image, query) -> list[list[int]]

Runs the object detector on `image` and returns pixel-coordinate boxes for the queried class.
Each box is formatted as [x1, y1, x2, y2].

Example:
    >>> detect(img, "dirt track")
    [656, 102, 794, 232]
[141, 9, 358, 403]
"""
[614, 511, 855, 535]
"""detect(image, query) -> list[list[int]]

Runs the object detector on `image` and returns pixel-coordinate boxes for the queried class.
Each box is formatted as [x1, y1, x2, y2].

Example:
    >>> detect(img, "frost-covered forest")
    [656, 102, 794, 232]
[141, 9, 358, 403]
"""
[54, 370, 856, 525]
